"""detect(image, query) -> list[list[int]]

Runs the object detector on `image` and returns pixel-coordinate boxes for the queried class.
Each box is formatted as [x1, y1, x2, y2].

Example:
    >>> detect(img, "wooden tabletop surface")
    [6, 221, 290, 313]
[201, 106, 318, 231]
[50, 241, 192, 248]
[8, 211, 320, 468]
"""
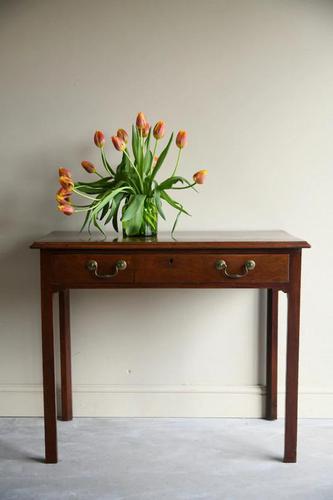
[31, 230, 310, 250]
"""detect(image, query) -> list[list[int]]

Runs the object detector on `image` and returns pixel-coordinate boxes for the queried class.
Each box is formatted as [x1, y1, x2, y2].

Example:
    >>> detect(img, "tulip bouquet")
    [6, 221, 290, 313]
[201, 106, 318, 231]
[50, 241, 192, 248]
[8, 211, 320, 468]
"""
[56, 112, 208, 236]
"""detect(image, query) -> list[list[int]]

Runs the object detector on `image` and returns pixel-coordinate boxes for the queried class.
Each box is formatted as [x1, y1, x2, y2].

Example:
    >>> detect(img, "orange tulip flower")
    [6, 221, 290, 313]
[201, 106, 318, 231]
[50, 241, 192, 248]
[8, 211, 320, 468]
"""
[56, 188, 71, 204]
[153, 121, 165, 140]
[176, 130, 187, 149]
[142, 122, 150, 138]
[58, 204, 74, 215]
[193, 169, 208, 184]
[136, 112, 146, 130]
[58, 167, 72, 178]
[94, 130, 105, 148]
[81, 160, 96, 174]
[59, 175, 74, 191]
[117, 129, 129, 144]
[111, 135, 126, 152]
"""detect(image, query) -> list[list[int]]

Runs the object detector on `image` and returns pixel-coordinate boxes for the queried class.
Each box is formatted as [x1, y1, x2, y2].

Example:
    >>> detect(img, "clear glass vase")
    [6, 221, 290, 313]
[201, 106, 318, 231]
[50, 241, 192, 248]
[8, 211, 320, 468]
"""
[122, 197, 158, 237]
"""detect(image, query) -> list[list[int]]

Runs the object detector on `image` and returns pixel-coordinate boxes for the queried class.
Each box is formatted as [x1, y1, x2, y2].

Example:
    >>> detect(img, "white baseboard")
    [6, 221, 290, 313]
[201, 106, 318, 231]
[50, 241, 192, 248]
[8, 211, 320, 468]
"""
[0, 384, 333, 418]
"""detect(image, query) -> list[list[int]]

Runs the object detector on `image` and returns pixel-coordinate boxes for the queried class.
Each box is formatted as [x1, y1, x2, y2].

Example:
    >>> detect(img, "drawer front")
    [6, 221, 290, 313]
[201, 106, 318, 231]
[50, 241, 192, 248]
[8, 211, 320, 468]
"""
[50, 253, 135, 285]
[134, 253, 289, 284]
[50, 252, 289, 286]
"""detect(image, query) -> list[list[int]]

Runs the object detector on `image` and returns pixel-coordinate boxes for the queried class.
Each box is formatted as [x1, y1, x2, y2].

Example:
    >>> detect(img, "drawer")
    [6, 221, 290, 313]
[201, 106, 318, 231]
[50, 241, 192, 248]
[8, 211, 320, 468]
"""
[134, 253, 289, 284]
[49, 252, 289, 286]
[50, 253, 135, 285]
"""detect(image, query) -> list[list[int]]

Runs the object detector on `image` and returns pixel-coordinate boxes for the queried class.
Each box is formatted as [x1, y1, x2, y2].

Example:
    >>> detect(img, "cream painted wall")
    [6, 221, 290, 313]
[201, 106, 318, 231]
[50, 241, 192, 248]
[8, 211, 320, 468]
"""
[0, 0, 332, 417]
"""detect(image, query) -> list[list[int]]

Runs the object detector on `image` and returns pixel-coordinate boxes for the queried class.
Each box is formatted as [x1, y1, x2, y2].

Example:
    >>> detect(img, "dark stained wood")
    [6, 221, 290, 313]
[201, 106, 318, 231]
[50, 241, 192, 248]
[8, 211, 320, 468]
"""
[266, 289, 278, 420]
[284, 250, 302, 463]
[40, 251, 57, 463]
[59, 290, 73, 421]
[135, 253, 289, 284]
[33, 231, 309, 464]
[31, 230, 310, 250]
[50, 252, 289, 287]
[51, 253, 135, 286]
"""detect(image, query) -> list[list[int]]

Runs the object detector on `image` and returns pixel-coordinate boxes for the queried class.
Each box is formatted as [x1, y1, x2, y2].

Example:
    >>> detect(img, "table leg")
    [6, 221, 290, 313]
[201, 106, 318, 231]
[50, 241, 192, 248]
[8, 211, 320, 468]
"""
[284, 250, 302, 463]
[266, 289, 278, 420]
[59, 289, 73, 421]
[41, 287, 58, 463]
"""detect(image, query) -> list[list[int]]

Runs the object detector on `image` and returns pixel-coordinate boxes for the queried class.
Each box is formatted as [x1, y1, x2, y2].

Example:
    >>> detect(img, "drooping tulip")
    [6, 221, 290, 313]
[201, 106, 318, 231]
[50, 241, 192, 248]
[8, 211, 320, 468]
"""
[142, 122, 150, 138]
[59, 167, 72, 178]
[136, 112, 146, 130]
[153, 121, 165, 140]
[193, 169, 208, 184]
[94, 130, 105, 148]
[117, 128, 129, 144]
[59, 175, 74, 191]
[111, 135, 126, 152]
[81, 160, 96, 174]
[56, 188, 71, 204]
[58, 204, 74, 215]
[176, 130, 187, 149]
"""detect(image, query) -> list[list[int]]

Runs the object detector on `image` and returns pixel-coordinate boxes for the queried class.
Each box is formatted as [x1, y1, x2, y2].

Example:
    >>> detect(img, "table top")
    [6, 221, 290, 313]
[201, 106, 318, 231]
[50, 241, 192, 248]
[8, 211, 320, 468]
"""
[31, 230, 310, 250]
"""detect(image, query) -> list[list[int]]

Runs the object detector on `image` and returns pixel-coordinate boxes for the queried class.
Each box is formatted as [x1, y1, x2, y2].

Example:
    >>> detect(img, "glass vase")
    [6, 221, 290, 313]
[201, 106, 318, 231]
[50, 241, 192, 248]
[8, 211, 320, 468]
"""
[122, 197, 158, 237]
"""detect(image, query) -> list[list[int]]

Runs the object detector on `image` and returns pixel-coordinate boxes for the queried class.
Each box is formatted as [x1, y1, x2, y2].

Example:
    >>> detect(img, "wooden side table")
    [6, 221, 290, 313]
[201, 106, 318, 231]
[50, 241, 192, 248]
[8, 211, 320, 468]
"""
[31, 230, 310, 463]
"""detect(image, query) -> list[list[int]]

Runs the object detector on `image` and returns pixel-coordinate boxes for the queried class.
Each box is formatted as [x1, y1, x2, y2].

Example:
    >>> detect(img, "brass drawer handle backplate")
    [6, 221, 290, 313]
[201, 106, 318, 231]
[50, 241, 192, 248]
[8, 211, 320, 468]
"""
[86, 259, 127, 279]
[215, 259, 256, 279]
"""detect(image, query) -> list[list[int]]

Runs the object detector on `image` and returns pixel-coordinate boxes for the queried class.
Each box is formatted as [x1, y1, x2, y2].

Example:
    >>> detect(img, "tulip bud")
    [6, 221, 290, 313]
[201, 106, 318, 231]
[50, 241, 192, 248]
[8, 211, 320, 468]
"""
[153, 121, 165, 140]
[153, 155, 158, 167]
[142, 122, 150, 138]
[58, 204, 74, 216]
[193, 169, 208, 184]
[81, 160, 96, 174]
[136, 112, 146, 130]
[94, 130, 105, 148]
[176, 130, 187, 149]
[59, 175, 74, 191]
[59, 167, 72, 178]
[56, 188, 71, 204]
[111, 135, 126, 152]
[117, 128, 129, 144]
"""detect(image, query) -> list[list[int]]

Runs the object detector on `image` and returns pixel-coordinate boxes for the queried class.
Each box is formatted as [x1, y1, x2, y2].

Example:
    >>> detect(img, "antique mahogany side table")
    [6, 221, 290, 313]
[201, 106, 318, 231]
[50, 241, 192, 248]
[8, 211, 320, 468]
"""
[31, 230, 310, 464]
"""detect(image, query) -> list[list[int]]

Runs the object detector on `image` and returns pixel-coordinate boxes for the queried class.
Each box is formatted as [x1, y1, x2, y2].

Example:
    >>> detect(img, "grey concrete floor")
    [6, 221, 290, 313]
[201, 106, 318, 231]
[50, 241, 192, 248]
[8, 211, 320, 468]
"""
[0, 418, 333, 500]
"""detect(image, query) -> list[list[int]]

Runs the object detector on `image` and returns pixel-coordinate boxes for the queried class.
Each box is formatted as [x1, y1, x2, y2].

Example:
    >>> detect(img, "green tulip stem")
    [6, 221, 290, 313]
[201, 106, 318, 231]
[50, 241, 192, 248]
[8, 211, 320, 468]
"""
[95, 172, 104, 179]
[123, 150, 144, 191]
[172, 182, 197, 190]
[73, 188, 97, 201]
[152, 139, 158, 167]
[74, 207, 94, 213]
[172, 148, 182, 177]
[101, 149, 116, 176]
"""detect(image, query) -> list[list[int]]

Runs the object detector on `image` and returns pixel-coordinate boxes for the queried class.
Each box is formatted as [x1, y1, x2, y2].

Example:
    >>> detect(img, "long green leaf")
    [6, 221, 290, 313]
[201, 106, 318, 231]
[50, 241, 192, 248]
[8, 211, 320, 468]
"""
[154, 190, 166, 220]
[158, 175, 194, 191]
[149, 133, 173, 183]
[143, 150, 153, 175]
[122, 194, 146, 222]
[101, 149, 115, 176]
[171, 210, 182, 235]
[160, 190, 190, 215]
[145, 126, 152, 151]
[80, 209, 91, 232]
[93, 213, 106, 236]
[104, 192, 124, 225]
[131, 125, 139, 163]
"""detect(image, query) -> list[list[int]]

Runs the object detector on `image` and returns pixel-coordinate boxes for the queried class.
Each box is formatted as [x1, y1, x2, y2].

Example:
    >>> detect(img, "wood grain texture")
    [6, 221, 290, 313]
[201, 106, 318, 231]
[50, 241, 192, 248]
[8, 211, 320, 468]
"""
[59, 289, 73, 421]
[33, 232, 309, 464]
[284, 250, 302, 463]
[40, 251, 57, 463]
[31, 230, 310, 250]
[266, 289, 278, 420]
[49, 252, 289, 287]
